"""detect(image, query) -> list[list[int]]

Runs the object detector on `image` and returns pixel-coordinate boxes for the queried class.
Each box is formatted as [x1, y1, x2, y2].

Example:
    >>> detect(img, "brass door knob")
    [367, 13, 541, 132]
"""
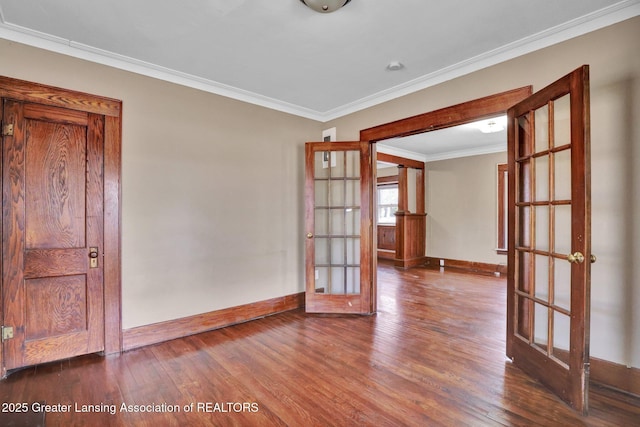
[89, 247, 99, 268]
[567, 252, 585, 264]
[590, 254, 597, 264]
[306, 233, 313, 239]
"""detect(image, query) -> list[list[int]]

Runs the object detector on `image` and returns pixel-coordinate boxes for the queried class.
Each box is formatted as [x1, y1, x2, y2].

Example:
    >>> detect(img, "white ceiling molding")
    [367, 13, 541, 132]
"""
[321, 0, 640, 121]
[376, 145, 428, 163]
[0, 12, 321, 120]
[1, 2, 638, 123]
[422, 143, 507, 163]
[377, 142, 507, 164]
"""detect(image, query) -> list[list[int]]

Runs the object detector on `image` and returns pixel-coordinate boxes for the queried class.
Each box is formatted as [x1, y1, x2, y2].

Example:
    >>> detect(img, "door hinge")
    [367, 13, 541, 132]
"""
[1, 326, 14, 341]
[2, 123, 14, 137]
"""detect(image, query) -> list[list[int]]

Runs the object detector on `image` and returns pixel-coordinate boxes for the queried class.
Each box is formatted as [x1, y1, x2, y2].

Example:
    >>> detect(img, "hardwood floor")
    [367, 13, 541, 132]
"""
[1, 262, 638, 426]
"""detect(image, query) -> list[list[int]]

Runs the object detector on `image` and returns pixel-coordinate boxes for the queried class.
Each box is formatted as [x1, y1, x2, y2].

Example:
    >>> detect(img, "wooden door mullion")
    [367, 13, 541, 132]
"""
[342, 152, 348, 294]
[527, 111, 536, 346]
[546, 100, 556, 357]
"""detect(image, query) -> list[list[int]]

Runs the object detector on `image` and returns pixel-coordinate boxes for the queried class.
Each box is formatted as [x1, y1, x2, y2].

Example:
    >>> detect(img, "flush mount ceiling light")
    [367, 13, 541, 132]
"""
[300, 0, 351, 13]
[465, 116, 507, 133]
[479, 120, 503, 133]
[387, 61, 405, 71]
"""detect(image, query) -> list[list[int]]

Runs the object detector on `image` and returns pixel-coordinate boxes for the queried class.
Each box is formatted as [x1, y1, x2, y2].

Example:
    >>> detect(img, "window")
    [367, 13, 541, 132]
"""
[378, 184, 399, 224]
[497, 163, 508, 254]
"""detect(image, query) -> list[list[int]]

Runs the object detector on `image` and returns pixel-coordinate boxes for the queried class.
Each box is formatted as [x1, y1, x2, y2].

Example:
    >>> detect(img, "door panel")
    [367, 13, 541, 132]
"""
[2, 100, 105, 370]
[25, 119, 87, 248]
[305, 141, 375, 314]
[507, 66, 591, 414]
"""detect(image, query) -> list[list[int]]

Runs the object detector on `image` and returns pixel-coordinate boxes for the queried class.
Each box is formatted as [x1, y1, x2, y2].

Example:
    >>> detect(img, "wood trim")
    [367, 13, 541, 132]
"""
[103, 115, 122, 354]
[122, 292, 305, 351]
[360, 86, 533, 142]
[497, 163, 508, 253]
[0, 76, 121, 117]
[377, 152, 425, 170]
[553, 347, 640, 398]
[395, 256, 427, 269]
[0, 76, 122, 361]
[364, 87, 532, 317]
[397, 166, 408, 212]
[590, 357, 640, 397]
[416, 168, 425, 215]
[377, 249, 396, 260]
[377, 175, 398, 184]
[425, 256, 507, 275]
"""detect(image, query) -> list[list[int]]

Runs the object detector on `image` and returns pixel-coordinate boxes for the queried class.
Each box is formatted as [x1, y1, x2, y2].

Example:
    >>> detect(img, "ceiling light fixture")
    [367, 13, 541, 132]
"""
[387, 61, 404, 71]
[479, 119, 505, 134]
[299, 0, 351, 13]
[465, 116, 507, 134]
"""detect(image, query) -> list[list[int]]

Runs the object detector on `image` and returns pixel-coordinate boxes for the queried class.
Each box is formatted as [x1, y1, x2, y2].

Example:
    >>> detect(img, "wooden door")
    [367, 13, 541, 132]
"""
[305, 141, 375, 314]
[2, 100, 105, 370]
[507, 65, 592, 414]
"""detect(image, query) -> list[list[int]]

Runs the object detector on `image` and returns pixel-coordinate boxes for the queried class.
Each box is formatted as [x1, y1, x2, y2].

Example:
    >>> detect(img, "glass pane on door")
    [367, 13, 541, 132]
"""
[514, 94, 577, 361]
[313, 150, 361, 295]
[552, 312, 571, 367]
[554, 94, 572, 147]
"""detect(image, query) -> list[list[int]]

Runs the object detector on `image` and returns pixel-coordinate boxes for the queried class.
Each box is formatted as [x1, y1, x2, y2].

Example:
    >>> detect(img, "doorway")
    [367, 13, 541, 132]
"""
[364, 87, 532, 272]
[361, 68, 594, 413]
[0, 76, 122, 376]
[376, 119, 509, 272]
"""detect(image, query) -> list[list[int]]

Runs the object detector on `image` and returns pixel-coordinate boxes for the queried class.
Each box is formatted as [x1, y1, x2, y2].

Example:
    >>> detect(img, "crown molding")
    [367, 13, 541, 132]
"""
[1, 1, 638, 123]
[321, 0, 640, 121]
[0, 14, 323, 121]
[423, 143, 506, 163]
[377, 142, 506, 164]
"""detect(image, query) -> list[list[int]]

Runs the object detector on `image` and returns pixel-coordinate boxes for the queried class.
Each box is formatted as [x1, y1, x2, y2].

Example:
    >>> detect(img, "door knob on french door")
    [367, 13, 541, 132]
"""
[567, 252, 585, 264]
[306, 233, 313, 239]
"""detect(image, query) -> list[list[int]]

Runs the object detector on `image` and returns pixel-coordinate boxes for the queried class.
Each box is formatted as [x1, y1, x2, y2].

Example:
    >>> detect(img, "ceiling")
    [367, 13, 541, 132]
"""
[0, 1, 637, 122]
[377, 116, 508, 164]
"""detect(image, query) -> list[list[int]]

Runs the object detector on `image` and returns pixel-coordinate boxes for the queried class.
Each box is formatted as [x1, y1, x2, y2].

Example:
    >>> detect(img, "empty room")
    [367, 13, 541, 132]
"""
[0, 1, 639, 426]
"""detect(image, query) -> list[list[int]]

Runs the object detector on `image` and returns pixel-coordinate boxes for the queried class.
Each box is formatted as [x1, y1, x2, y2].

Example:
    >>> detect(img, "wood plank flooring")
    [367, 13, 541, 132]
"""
[1, 262, 638, 426]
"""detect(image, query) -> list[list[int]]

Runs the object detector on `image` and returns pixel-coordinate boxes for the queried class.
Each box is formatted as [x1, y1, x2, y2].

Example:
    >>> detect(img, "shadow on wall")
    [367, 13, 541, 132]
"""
[590, 75, 637, 367]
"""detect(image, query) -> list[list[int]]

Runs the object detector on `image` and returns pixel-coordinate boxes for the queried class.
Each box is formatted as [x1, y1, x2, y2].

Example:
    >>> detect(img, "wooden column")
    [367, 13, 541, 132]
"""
[416, 168, 425, 214]
[395, 212, 427, 268]
[397, 165, 408, 212]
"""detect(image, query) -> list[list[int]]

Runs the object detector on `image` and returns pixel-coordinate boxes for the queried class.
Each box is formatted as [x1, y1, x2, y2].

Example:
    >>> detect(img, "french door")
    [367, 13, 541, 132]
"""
[304, 141, 376, 314]
[507, 65, 592, 414]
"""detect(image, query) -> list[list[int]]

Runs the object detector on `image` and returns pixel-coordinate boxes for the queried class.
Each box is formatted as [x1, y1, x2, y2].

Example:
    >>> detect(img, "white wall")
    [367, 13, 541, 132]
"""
[424, 152, 507, 265]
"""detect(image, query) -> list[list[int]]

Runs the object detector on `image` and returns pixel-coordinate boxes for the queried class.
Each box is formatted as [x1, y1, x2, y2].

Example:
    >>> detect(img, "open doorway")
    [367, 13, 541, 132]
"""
[363, 87, 532, 274]
[362, 66, 597, 413]
[376, 116, 508, 275]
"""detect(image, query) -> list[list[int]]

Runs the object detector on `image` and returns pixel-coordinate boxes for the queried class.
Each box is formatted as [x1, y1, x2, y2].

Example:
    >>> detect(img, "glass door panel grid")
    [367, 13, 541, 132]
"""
[314, 150, 361, 295]
[514, 95, 572, 367]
